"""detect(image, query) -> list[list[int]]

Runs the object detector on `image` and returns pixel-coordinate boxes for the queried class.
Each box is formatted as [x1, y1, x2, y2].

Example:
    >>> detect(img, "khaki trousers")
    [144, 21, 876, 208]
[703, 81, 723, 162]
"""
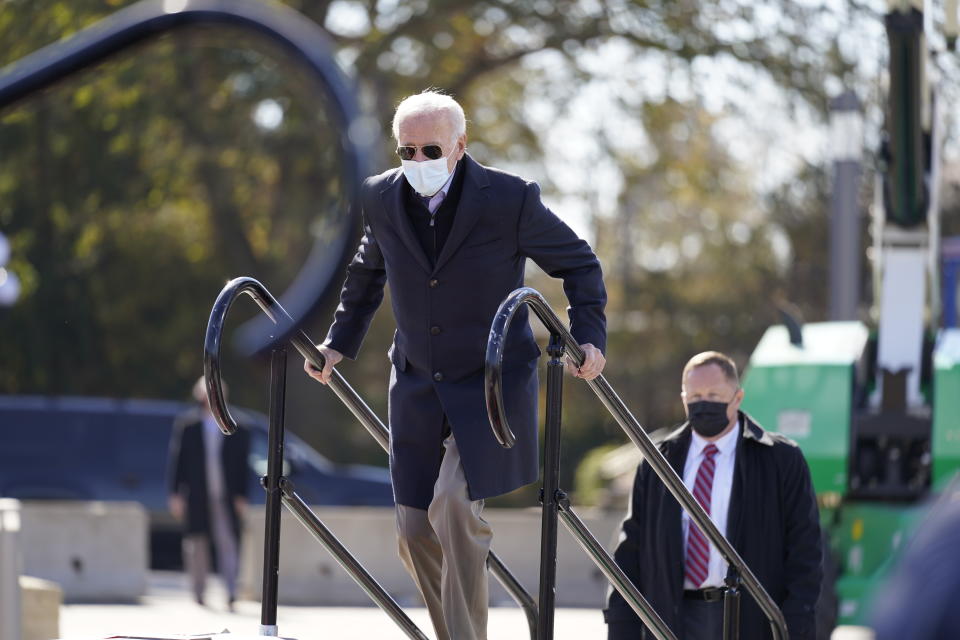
[396, 434, 493, 640]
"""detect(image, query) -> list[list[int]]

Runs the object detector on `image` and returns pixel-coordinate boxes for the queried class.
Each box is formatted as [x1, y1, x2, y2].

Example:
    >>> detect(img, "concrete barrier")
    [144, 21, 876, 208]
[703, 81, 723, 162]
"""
[21, 575, 61, 640]
[18, 501, 148, 602]
[239, 506, 622, 608]
[0, 499, 22, 640]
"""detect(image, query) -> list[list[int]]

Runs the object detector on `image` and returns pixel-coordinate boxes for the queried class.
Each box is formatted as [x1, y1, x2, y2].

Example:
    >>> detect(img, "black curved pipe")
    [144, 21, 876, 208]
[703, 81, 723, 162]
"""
[484, 287, 580, 448]
[0, 0, 371, 354]
[205, 277, 430, 639]
[204, 276, 539, 637]
[485, 286, 790, 640]
[203, 276, 394, 452]
[205, 277, 291, 434]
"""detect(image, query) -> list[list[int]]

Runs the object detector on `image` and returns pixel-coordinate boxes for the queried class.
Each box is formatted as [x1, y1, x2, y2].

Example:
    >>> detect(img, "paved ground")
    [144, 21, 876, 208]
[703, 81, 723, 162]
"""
[59, 572, 608, 640]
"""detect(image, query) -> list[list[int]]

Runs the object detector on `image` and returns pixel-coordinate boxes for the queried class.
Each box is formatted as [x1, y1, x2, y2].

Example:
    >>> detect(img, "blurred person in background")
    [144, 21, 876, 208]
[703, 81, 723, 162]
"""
[305, 89, 607, 640]
[605, 351, 821, 639]
[167, 377, 251, 611]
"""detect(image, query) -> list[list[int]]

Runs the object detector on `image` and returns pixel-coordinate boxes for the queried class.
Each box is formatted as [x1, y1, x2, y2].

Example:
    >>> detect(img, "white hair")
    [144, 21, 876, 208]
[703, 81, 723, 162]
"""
[391, 90, 466, 142]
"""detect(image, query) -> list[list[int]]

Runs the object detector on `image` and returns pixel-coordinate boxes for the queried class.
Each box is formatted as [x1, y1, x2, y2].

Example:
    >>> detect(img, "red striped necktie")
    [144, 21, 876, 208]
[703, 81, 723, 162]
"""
[685, 443, 719, 588]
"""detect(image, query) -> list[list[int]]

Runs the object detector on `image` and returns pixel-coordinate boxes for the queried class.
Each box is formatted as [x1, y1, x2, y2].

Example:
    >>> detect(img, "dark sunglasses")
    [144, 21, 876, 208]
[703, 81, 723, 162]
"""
[396, 144, 444, 161]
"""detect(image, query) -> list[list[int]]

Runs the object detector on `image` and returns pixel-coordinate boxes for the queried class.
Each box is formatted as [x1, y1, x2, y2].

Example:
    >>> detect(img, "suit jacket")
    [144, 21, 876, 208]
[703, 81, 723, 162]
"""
[167, 407, 251, 538]
[325, 154, 607, 508]
[605, 413, 822, 640]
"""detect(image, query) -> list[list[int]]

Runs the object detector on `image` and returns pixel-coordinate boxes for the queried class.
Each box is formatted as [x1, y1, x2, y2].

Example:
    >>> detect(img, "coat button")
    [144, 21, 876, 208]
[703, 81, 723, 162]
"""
[433, 372, 443, 382]
[430, 326, 441, 336]
[429, 278, 439, 288]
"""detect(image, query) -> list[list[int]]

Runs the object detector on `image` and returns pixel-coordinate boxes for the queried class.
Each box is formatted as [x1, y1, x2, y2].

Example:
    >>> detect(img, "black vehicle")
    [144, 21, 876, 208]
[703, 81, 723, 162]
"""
[0, 394, 393, 567]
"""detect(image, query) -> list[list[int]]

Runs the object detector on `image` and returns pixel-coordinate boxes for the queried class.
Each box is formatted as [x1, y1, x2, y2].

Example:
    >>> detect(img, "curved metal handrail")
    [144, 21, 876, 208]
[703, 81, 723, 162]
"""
[485, 288, 580, 448]
[204, 276, 376, 440]
[204, 276, 539, 638]
[0, 0, 370, 355]
[485, 286, 790, 640]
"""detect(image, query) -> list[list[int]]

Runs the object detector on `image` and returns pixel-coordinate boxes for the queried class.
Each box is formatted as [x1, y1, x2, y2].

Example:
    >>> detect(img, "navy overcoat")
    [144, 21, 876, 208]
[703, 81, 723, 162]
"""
[324, 154, 607, 509]
[605, 413, 823, 640]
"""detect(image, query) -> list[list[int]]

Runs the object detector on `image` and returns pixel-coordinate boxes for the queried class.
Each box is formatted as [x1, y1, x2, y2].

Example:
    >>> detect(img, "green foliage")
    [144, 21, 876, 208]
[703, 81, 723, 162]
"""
[512, 98, 807, 499]
[0, 4, 354, 451]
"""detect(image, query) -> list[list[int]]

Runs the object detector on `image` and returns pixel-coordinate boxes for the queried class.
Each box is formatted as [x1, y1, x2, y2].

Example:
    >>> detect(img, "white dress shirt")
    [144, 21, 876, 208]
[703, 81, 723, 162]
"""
[681, 418, 740, 589]
[426, 165, 457, 215]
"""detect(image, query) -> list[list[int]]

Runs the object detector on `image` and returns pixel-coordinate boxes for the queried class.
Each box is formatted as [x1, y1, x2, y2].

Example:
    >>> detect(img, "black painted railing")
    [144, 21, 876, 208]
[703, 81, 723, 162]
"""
[485, 286, 789, 640]
[204, 276, 538, 639]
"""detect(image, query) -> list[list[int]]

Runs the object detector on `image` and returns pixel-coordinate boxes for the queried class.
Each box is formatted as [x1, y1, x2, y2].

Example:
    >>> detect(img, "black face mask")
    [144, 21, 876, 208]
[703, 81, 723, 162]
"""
[687, 400, 732, 438]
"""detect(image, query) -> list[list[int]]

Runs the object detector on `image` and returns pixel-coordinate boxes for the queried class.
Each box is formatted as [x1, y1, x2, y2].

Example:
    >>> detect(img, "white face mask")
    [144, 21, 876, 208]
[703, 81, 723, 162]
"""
[401, 156, 451, 197]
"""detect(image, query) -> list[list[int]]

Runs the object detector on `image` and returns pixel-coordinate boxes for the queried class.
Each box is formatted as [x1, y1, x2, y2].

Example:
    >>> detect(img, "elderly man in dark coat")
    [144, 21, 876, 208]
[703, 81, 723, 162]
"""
[605, 351, 822, 640]
[305, 89, 607, 640]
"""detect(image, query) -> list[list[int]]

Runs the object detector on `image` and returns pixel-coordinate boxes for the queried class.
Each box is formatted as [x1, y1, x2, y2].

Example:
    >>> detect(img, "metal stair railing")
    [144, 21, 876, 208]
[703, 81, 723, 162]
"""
[205, 276, 538, 639]
[485, 286, 790, 640]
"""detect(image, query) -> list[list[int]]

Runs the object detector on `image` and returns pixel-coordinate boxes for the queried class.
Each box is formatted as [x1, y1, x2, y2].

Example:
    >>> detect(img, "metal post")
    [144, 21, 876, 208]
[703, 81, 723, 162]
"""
[557, 500, 676, 640]
[260, 348, 287, 636]
[942, 237, 960, 328]
[722, 569, 742, 640]
[279, 482, 430, 640]
[538, 334, 565, 640]
[484, 287, 789, 639]
[486, 552, 538, 639]
[829, 90, 863, 321]
[0, 499, 21, 640]
[206, 278, 540, 639]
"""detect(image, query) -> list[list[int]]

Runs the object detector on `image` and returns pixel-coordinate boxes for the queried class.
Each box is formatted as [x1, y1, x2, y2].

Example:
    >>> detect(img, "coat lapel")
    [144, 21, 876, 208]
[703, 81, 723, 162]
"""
[665, 426, 692, 592]
[433, 155, 489, 273]
[379, 171, 432, 273]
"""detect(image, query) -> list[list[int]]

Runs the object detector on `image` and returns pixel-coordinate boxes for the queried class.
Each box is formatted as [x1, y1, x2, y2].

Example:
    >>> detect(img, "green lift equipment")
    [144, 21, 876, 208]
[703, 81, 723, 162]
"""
[741, 0, 959, 628]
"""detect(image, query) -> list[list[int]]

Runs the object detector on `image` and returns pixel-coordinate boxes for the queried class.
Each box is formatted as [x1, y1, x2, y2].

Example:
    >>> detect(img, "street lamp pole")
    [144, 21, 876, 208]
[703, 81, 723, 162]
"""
[829, 90, 863, 321]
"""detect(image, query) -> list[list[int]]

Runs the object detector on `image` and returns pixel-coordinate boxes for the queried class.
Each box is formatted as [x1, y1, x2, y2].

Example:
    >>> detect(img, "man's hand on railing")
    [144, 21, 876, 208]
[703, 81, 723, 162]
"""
[566, 343, 605, 380]
[304, 344, 343, 384]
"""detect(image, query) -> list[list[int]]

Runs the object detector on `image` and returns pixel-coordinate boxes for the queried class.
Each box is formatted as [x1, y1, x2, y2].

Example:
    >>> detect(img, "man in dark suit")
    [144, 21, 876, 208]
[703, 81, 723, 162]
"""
[167, 377, 251, 611]
[305, 90, 607, 640]
[605, 351, 822, 639]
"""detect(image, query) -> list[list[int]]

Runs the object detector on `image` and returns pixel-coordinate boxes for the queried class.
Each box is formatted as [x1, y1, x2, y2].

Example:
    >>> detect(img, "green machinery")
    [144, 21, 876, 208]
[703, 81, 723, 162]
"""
[741, 0, 960, 628]
[743, 324, 960, 624]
